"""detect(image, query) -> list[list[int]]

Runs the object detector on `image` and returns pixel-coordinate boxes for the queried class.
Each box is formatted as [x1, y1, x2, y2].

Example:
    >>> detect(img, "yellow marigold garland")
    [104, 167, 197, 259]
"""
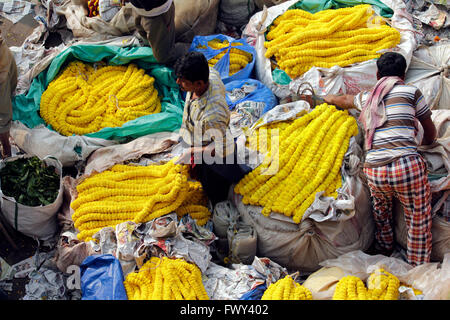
[366, 268, 400, 300]
[264, 4, 401, 78]
[40, 60, 161, 136]
[71, 160, 211, 242]
[198, 39, 253, 76]
[262, 275, 312, 300]
[332, 269, 401, 300]
[234, 103, 358, 223]
[332, 276, 368, 300]
[124, 256, 209, 300]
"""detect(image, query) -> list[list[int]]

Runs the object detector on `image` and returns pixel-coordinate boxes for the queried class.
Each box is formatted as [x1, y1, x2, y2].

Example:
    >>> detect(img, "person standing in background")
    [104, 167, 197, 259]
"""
[122, 0, 187, 65]
[0, 32, 18, 159]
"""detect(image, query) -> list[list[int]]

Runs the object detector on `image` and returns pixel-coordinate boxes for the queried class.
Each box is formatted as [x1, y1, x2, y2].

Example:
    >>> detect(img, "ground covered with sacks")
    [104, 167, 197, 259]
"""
[0, 0, 449, 302]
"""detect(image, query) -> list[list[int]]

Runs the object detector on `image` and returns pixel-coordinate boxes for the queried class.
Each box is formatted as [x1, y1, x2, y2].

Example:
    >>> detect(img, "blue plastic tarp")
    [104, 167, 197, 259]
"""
[80, 254, 128, 300]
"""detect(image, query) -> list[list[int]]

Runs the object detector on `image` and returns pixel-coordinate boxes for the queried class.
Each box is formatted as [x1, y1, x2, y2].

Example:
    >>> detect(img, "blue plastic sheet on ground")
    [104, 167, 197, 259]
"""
[12, 44, 184, 142]
[225, 78, 278, 114]
[189, 34, 256, 84]
[239, 283, 267, 300]
[80, 254, 128, 300]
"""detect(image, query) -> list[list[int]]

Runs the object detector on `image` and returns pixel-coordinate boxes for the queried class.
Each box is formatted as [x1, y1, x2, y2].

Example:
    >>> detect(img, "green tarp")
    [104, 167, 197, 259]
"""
[13, 44, 185, 141]
[288, 0, 393, 17]
[270, 0, 395, 85]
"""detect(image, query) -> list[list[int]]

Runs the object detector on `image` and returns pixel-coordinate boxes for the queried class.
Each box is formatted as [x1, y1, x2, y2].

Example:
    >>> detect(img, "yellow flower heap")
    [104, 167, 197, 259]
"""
[40, 60, 161, 136]
[246, 120, 291, 151]
[235, 103, 358, 223]
[264, 4, 401, 78]
[262, 275, 313, 300]
[333, 268, 401, 300]
[124, 256, 209, 300]
[199, 39, 253, 76]
[71, 160, 211, 242]
[332, 275, 368, 300]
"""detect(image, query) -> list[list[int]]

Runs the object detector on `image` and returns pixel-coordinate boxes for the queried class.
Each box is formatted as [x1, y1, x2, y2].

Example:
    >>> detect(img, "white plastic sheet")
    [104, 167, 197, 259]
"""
[10, 121, 117, 167]
[405, 42, 450, 110]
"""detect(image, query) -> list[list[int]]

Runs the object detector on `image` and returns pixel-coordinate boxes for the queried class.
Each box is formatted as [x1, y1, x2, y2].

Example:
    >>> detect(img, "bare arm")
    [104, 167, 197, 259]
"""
[419, 114, 437, 145]
[323, 94, 356, 110]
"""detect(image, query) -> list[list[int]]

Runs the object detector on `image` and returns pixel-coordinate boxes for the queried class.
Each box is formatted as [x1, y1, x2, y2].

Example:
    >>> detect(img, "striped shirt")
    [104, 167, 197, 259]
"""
[355, 84, 432, 168]
[180, 68, 234, 159]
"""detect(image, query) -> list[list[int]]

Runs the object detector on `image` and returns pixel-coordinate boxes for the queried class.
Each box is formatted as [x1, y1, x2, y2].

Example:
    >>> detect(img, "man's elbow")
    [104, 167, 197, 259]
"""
[421, 132, 436, 145]
[421, 127, 437, 145]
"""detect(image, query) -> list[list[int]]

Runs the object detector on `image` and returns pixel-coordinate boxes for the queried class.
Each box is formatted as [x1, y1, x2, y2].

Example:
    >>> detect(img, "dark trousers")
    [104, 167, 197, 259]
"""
[192, 152, 251, 206]
[133, 3, 187, 65]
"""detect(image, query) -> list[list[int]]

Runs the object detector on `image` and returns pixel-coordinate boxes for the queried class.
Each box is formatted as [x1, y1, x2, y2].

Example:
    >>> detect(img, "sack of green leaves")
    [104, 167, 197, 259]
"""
[0, 155, 63, 240]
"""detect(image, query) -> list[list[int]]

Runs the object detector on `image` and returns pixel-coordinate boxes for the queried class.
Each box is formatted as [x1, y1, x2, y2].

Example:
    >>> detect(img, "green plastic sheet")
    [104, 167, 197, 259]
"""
[12, 44, 185, 141]
[288, 0, 393, 17]
[269, 0, 394, 85]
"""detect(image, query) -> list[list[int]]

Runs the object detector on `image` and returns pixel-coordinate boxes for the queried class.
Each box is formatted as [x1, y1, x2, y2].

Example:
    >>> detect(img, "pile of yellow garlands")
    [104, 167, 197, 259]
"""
[198, 39, 253, 76]
[262, 275, 313, 300]
[71, 160, 210, 242]
[235, 103, 358, 223]
[40, 60, 161, 136]
[333, 268, 403, 300]
[264, 4, 401, 78]
[124, 256, 209, 300]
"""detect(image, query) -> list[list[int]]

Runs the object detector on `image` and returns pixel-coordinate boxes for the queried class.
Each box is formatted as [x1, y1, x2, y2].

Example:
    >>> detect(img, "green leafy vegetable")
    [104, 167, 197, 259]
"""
[0, 156, 60, 206]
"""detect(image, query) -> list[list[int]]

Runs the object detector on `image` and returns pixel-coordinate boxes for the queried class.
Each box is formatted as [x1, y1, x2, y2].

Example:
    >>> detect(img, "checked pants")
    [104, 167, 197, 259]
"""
[363, 154, 432, 267]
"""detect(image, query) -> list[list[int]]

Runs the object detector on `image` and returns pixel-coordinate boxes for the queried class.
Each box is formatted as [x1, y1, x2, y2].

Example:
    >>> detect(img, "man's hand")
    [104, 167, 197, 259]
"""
[175, 148, 193, 165]
[419, 115, 437, 146]
[0, 131, 11, 159]
[323, 94, 356, 110]
[174, 143, 216, 165]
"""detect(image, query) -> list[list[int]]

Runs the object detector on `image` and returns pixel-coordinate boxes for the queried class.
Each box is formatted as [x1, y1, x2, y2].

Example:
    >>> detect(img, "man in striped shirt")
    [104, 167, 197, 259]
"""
[324, 52, 437, 266]
[174, 51, 250, 205]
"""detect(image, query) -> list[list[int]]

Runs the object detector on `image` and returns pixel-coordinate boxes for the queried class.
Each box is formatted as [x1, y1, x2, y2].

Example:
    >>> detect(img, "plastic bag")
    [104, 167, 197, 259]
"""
[80, 254, 128, 300]
[401, 253, 450, 300]
[302, 266, 347, 300]
[405, 43, 450, 110]
[189, 34, 256, 84]
[319, 250, 413, 281]
[0, 155, 64, 240]
[225, 78, 278, 114]
[239, 283, 267, 300]
[12, 44, 185, 142]
[98, 0, 121, 22]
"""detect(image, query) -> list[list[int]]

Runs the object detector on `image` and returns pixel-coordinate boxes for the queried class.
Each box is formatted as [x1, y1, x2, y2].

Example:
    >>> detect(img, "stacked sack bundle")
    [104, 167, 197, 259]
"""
[264, 4, 401, 78]
[71, 160, 211, 241]
[235, 103, 358, 223]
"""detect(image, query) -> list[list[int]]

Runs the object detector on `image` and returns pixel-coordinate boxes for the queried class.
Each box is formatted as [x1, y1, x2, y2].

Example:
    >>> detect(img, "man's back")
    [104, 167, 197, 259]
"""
[364, 84, 431, 168]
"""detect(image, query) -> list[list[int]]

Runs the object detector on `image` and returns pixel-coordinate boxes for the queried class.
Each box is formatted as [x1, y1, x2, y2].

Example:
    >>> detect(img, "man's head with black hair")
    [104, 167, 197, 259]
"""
[174, 51, 210, 94]
[376, 51, 407, 80]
